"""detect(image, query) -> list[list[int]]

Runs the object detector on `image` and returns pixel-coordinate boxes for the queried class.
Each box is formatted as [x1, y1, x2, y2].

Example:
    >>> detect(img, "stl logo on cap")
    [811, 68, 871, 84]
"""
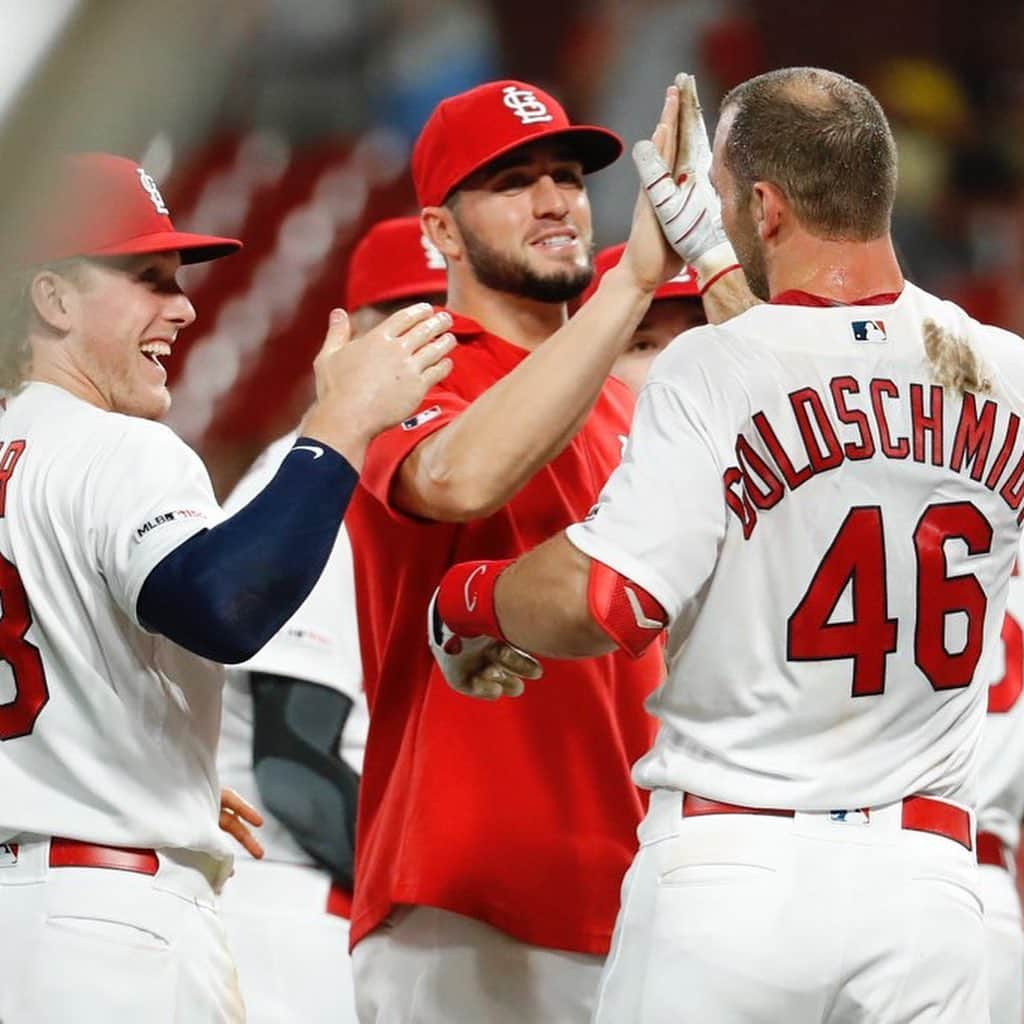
[421, 231, 446, 271]
[136, 168, 169, 216]
[502, 85, 553, 126]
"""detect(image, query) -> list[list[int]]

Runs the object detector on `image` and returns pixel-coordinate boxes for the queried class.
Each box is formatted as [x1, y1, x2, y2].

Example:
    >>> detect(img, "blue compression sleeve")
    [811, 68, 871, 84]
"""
[137, 437, 358, 664]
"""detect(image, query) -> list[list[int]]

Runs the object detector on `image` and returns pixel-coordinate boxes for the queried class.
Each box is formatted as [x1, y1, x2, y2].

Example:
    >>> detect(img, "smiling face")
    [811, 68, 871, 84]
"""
[448, 139, 594, 303]
[711, 106, 770, 301]
[57, 252, 196, 419]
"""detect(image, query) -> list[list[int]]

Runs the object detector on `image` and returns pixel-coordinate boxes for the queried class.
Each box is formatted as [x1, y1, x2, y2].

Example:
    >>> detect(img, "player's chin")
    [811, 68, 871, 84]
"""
[123, 385, 172, 421]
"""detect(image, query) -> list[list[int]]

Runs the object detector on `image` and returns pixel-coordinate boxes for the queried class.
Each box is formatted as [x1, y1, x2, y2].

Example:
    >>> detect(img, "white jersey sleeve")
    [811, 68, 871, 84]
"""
[86, 417, 222, 625]
[567, 371, 727, 626]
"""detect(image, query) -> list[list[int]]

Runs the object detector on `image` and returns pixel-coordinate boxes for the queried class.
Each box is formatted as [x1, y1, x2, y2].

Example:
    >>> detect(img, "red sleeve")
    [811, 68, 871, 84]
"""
[360, 385, 469, 523]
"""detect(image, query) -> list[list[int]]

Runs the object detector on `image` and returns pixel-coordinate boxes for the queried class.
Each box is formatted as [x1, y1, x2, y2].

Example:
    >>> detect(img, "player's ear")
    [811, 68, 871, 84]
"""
[28, 268, 76, 334]
[752, 181, 785, 243]
[421, 206, 462, 263]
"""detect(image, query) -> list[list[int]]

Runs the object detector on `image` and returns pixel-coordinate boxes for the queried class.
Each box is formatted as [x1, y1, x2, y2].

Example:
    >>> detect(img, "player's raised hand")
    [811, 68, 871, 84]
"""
[631, 73, 738, 293]
[618, 84, 685, 293]
[219, 787, 265, 860]
[427, 590, 543, 701]
[303, 303, 456, 465]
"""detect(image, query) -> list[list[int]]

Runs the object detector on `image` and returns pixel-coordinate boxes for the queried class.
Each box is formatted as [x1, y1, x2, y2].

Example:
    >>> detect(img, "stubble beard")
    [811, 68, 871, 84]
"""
[458, 218, 594, 304]
[729, 209, 770, 302]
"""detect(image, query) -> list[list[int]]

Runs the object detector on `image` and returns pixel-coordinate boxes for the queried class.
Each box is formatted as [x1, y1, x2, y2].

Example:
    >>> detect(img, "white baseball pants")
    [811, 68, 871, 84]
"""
[979, 860, 1023, 1024]
[0, 837, 243, 1023]
[593, 789, 987, 1024]
[218, 857, 357, 1023]
[352, 904, 605, 1023]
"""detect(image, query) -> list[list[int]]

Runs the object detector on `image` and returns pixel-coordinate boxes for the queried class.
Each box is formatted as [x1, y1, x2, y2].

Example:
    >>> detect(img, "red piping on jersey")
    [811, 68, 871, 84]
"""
[771, 289, 903, 307]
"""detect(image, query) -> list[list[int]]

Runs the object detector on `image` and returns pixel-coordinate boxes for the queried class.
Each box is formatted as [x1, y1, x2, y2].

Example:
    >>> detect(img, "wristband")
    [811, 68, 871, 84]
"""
[436, 559, 515, 640]
[693, 240, 742, 294]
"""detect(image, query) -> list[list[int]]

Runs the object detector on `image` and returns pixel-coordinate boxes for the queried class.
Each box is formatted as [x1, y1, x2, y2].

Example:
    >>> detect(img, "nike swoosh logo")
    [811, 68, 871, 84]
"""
[625, 586, 664, 630]
[293, 444, 324, 459]
[464, 564, 487, 612]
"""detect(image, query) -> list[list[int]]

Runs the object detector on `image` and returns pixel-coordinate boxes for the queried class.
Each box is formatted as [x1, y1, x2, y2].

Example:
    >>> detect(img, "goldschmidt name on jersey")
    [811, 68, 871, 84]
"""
[726, 380, 1024, 539]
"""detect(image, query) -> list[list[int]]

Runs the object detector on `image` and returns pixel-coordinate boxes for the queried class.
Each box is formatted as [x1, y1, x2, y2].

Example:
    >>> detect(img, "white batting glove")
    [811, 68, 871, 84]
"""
[633, 73, 739, 293]
[427, 590, 543, 701]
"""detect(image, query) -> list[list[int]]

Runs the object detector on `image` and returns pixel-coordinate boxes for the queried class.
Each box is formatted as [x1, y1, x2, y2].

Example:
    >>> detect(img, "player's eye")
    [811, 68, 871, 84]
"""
[495, 173, 531, 192]
[629, 340, 658, 354]
[552, 167, 584, 188]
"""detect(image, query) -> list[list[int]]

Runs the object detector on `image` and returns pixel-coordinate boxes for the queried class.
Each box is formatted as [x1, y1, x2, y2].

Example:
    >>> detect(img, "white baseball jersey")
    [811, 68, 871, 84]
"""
[568, 283, 1024, 811]
[977, 545, 1024, 849]
[217, 430, 367, 864]
[0, 382, 230, 858]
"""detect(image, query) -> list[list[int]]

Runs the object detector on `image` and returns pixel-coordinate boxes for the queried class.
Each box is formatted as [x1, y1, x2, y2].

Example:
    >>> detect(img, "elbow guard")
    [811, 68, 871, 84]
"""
[587, 560, 667, 658]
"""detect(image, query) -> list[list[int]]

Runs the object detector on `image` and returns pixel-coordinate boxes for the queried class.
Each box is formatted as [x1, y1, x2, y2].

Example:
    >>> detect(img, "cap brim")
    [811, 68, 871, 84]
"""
[352, 278, 447, 311]
[446, 124, 623, 203]
[88, 231, 242, 265]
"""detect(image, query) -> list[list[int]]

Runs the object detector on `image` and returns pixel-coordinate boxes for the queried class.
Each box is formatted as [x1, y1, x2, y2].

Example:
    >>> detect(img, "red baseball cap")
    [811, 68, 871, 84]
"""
[345, 217, 448, 312]
[412, 80, 622, 209]
[580, 243, 700, 304]
[27, 153, 241, 267]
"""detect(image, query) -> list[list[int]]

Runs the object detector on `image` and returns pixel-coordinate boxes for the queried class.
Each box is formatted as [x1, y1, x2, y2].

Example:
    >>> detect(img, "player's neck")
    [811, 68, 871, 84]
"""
[768, 233, 904, 304]
[445, 275, 567, 351]
[28, 343, 111, 412]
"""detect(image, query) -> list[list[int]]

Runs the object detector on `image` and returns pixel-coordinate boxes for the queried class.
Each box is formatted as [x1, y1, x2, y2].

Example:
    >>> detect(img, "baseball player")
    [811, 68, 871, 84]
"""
[977, 553, 1024, 1023]
[0, 153, 455, 1022]
[582, 243, 707, 396]
[345, 79, 752, 1022]
[429, 68, 1024, 1022]
[216, 215, 446, 1024]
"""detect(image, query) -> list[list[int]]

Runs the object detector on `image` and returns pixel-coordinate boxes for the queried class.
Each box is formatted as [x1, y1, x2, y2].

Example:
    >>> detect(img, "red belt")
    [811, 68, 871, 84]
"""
[8, 839, 160, 874]
[977, 831, 1011, 870]
[682, 794, 973, 852]
[326, 881, 352, 919]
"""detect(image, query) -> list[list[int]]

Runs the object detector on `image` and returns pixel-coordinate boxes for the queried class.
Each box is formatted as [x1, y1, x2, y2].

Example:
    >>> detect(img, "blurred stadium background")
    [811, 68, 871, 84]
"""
[2, 0, 1023, 496]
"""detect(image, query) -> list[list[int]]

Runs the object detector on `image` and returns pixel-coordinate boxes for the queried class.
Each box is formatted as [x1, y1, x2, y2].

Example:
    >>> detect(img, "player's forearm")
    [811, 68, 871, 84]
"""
[494, 535, 615, 659]
[137, 439, 358, 664]
[700, 267, 760, 325]
[396, 266, 655, 521]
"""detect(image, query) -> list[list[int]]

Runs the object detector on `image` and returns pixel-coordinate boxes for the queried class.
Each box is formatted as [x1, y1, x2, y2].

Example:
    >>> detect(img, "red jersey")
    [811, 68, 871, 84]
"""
[346, 312, 663, 954]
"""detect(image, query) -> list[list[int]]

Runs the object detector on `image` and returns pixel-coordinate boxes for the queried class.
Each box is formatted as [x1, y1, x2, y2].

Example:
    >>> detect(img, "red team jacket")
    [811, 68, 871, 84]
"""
[344, 312, 664, 954]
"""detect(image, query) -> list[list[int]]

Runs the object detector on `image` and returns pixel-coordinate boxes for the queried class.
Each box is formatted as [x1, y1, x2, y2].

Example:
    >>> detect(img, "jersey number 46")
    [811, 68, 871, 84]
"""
[787, 502, 993, 695]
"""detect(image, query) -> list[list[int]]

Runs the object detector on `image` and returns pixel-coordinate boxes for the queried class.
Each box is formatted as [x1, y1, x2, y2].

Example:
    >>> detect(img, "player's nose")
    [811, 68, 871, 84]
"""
[530, 174, 570, 219]
[165, 291, 197, 328]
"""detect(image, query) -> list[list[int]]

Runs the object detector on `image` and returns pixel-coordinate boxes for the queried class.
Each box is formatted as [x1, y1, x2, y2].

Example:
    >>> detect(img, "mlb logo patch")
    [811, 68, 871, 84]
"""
[830, 808, 871, 825]
[401, 404, 443, 431]
[851, 320, 887, 343]
[0, 843, 18, 867]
